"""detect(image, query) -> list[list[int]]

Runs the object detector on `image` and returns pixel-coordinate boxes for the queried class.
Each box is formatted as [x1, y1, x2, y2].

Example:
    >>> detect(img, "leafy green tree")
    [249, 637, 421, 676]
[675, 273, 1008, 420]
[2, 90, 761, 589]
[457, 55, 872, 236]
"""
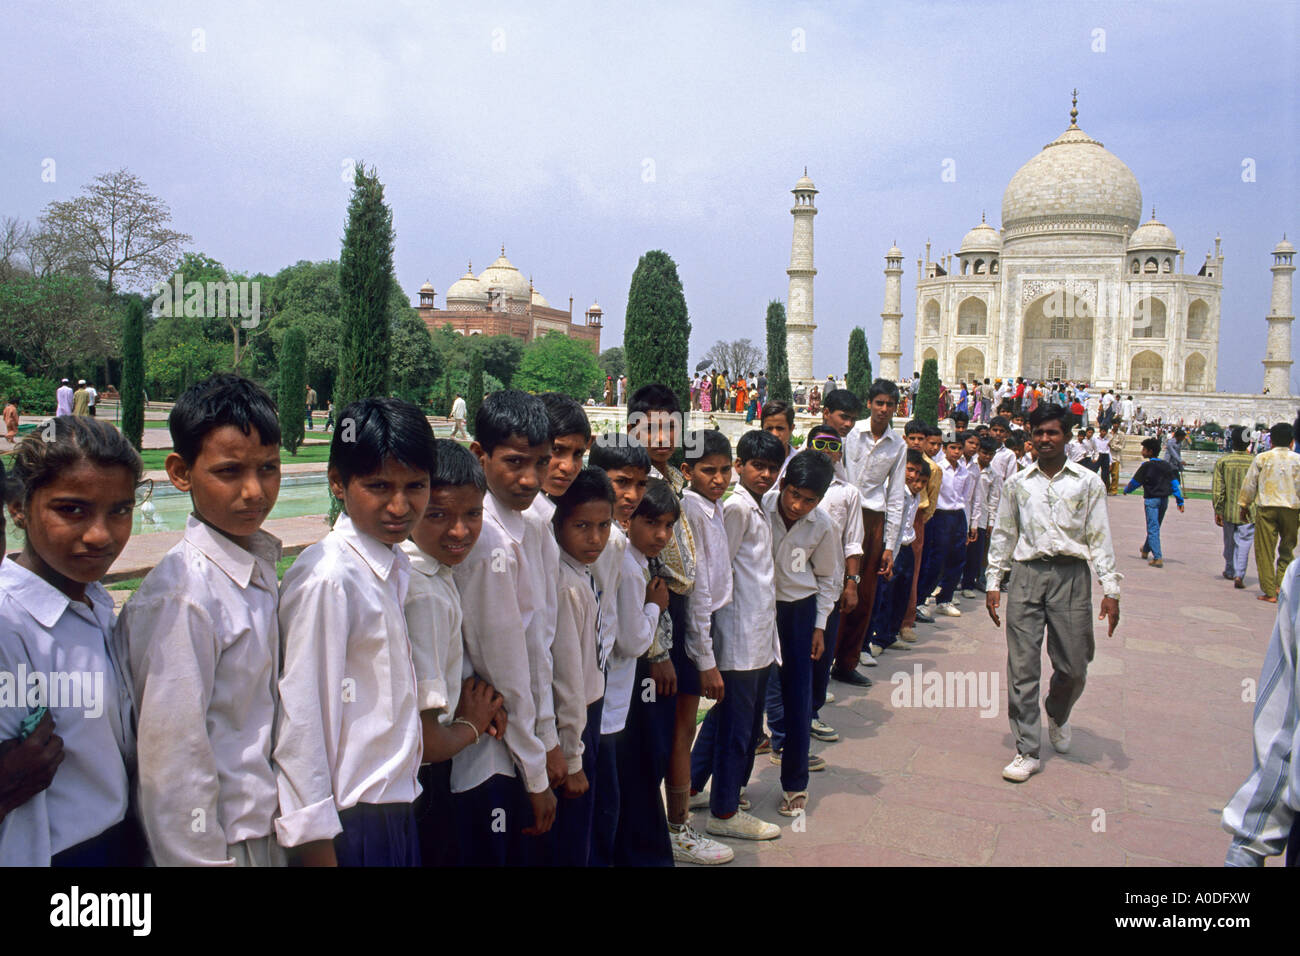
[476, 334, 524, 388]
[847, 327, 872, 399]
[765, 300, 791, 403]
[120, 298, 145, 450]
[624, 250, 690, 410]
[278, 326, 307, 455]
[335, 163, 395, 411]
[438, 368, 454, 417]
[598, 346, 625, 384]
[514, 332, 603, 399]
[466, 349, 484, 434]
[0, 362, 57, 414]
[916, 357, 940, 426]
[391, 309, 441, 407]
[0, 274, 117, 377]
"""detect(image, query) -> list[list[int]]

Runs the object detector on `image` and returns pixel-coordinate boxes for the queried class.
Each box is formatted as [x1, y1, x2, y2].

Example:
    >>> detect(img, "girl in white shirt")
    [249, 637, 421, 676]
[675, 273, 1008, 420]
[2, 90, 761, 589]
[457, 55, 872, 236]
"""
[0, 416, 142, 866]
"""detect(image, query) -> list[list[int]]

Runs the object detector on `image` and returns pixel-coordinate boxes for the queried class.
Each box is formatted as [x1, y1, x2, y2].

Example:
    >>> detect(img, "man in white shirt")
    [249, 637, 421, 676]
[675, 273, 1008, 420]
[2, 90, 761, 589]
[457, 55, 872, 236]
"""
[931, 435, 977, 616]
[836, 381, 906, 686]
[85, 382, 98, 417]
[55, 378, 73, 416]
[450, 392, 469, 441]
[986, 403, 1121, 783]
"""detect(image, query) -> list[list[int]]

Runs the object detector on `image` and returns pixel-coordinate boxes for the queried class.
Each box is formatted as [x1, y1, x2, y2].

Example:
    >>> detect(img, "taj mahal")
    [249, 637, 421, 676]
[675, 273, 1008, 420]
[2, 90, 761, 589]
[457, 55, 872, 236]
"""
[783, 94, 1296, 423]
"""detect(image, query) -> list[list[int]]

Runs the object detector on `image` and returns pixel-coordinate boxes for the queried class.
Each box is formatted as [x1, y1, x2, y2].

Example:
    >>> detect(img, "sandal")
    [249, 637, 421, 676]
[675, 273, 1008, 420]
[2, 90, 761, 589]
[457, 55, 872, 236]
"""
[778, 791, 808, 817]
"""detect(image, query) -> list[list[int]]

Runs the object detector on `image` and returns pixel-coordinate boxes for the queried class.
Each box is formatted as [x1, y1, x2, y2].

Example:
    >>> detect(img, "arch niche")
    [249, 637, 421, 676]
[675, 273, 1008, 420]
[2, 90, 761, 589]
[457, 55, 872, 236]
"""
[1184, 352, 1207, 392]
[1021, 291, 1093, 382]
[923, 300, 940, 337]
[957, 297, 988, 336]
[954, 347, 985, 384]
[1130, 350, 1163, 390]
[1187, 299, 1210, 341]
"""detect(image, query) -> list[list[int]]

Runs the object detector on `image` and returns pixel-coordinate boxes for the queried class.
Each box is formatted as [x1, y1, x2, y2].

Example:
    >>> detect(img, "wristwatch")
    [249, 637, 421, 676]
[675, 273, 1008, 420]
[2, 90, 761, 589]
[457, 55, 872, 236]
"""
[845, 574, 862, 583]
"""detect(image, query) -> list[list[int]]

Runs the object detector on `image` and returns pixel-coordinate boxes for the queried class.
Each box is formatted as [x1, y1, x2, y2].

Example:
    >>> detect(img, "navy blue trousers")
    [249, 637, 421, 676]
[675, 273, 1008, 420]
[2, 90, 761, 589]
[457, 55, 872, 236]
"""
[766, 595, 817, 792]
[915, 518, 945, 609]
[548, 696, 603, 866]
[452, 772, 540, 866]
[690, 665, 769, 816]
[50, 817, 146, 867]
[872, 543, 916, 648]
[961, 527, 989, 591]
[933, 509, 969, 604]
[812, 606, 840, 720]
[415, 759, 457, 867]
[613, 656, 673, 866]
[334, 802, 420, 867]
[589, 730, 621, 866]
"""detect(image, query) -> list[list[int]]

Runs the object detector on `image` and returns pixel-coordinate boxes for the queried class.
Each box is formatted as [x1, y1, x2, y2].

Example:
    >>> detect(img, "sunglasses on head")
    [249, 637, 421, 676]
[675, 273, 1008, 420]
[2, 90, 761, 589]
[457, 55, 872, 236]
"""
[809, 436, 842, 452]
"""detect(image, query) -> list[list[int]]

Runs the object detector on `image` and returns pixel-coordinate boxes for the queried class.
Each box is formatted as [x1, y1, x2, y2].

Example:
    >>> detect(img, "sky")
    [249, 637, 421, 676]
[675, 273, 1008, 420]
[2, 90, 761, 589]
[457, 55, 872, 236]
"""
[2, 0, 1296, 392]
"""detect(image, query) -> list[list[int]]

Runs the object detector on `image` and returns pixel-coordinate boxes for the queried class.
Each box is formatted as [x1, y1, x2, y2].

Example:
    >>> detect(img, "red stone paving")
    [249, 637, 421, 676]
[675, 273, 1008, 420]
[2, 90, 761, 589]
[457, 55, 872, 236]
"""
[714, 495, 1285, 867]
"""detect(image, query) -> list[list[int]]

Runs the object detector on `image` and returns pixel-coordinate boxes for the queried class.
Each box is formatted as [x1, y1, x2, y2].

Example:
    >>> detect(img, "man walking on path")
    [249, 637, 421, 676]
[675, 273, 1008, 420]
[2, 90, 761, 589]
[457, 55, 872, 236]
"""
[985, 403, 1121, 783]
[304, 383, 317, 430]
[85, 381, 97, 416]
[1238, 422, 1300, 603]
[1122, 437, 1184, 568]
[71, 380, 90, 416]
[1162, 427, 1186, 485]
[450, 392, 469, 441]
[1214, 426, 1257, 589]
[55, 378, 73, 416]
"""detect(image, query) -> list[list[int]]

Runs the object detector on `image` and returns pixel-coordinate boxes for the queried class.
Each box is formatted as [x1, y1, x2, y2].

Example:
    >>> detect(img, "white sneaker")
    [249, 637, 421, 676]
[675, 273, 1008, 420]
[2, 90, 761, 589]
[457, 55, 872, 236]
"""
[868, 642, 884, 657]
[824, 691, 835, 704]
[671, 821, 737, 863]
[1001, 753, 1041, 782]
[860, 650, 877, 667]
[897, 627, 918, 643]
[706, 810, 781, 841]
[1047, 716, 1072, 753]
[961, 589, 979, 599]
[936, 603, 962, 617]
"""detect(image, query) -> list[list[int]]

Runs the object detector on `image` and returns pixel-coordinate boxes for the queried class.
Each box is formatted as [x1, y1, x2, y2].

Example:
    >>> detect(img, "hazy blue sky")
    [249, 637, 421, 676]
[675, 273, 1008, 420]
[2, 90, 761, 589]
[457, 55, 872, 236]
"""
[3, 0, 1296, 392]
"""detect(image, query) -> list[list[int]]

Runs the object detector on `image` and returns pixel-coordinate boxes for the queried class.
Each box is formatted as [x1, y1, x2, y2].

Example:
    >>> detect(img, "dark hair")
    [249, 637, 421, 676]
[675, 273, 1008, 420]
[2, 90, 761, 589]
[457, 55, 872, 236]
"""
[474, 389, 550, 454]
[903, 419, 927, 436]
[760, 400, 795, 428]
[1270, 422, 1293, 448]
[1173, 428, 1187, 440]
[628, 383, 681, 418]
[905, 448, 931, 478]
[866, 379, 900, 403]
[950, 410, 970, 427]
[806, 423, 840, 443]
[989, 416, 1010, 431]
[924, 424, 942, 438]
[736, 429, 785, 465]
[684, 429, 731, 465]
[539, 392, 591, 443]
[782, 449, 834, 497]
[1006, 433, 1025, 451]
[944, 433, 964, 447]
[632, 477, 680, 522]
[1141, 437, 1161, 456]
[169, 372, 281, 464]
[956, 430, 975, 444]
[431, 438, 486, 492]
[589, 432, 651, 473]
[12, 415, 143, 508]
[822, 388, 862, 416]
[1027, 403, 1069, 431]
[1230, 426, 1249, 452]
[978, 437, 999, 454]
[553, 466, 614, 526]
[330, 397, 436, 485]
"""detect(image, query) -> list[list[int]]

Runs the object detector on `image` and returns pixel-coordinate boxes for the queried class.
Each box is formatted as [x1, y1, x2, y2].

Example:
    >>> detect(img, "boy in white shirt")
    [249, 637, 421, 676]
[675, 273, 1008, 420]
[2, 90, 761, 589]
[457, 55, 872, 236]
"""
[690, 430, 785, 843]
[763, 450, 842, 817]
[962, 437, 1003, 599]
[932, 436, 977, 616]
[119, 374, 286, 866]
[402, 440, 507, 867]
[454, 390, 560, 864]
[1095, 426, 1113, 493]
[274, 397, 435, 866]
[870, 452, 929, 653]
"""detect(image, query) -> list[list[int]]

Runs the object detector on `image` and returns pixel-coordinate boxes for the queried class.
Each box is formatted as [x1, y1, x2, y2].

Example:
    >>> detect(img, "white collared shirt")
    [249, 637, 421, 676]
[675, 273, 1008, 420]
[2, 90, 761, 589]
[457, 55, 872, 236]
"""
[818, 474, 865, 561]
[936, 456, 975, 513]
[985, 458, 1123, 598]
[272, 513, 422, 848]
[591, 524, 628, 682]
[554, 554, 598, 773]
[451, 518, 549, 794]
[1066, 440, 1085, 462]
[991, 446, 1019, 484]
[603, 545, 660, 734]
[681, 489, 733, 672]
[399, 539, 464, 721]
[762, 490, 842, 630]
[118, 515, 281, 866]
[971, 465, 1004, 531]
[899, 490, 921, 546]
[1094, 436, 1111, 455]
[487, 493, 559, 751]
[712, 489, 779, 671]
[0, 563, 132, 865]
[844, 424, 908, 552]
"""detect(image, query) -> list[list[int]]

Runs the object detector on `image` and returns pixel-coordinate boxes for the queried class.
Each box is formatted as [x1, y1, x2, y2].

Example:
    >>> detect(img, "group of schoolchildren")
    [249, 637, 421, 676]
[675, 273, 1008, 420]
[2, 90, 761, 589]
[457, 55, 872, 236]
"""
[0, 370, 1046, 868]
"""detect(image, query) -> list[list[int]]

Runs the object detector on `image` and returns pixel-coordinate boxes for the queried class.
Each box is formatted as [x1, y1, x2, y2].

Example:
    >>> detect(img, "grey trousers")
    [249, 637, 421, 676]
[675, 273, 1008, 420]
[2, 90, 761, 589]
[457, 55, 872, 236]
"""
[1222, 521, 1254, 578]
[1005, 558, 1095, 758]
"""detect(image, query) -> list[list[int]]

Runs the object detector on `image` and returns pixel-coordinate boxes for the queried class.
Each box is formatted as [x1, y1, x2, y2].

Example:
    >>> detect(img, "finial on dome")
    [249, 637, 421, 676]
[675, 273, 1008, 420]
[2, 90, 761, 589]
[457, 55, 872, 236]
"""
[981, 210, 986, 224]
[500, 243, 506, 256]
[804, 165, 807, 176]
[1069, 88, 1079, 127]
[467, 260, 472, 273]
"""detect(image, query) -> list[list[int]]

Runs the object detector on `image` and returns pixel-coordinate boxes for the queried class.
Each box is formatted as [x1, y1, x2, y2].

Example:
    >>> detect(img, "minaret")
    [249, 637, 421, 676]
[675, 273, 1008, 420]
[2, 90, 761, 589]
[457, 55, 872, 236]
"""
[786, 169, 818, 383]
[879, 242, 903, 381]
[1263, 235, 1296, 394]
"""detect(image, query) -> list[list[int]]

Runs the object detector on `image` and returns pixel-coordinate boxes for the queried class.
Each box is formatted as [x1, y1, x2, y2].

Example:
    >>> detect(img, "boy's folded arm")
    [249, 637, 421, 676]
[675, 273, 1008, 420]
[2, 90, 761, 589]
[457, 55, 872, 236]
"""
[402, 587, 451, 714]
[683, 509, 717, 671]
[124, 596, 234, 866]
[615, 560, 657, 657]
[552, 584, 588, 774]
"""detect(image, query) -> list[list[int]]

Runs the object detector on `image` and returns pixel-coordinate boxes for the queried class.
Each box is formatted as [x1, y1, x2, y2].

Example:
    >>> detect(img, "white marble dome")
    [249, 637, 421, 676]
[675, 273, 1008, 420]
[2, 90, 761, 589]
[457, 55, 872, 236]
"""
[477, 250, 532, 301]
[959, 219, 1002, 253]
[793, 173, 817, 192]
[1275, 236, 1296, 255]
[530, 288, 550, 308]
[445, 265, 487, 304]
[1002, 124, 1142, 235]
[1129, 213, 1177, 251]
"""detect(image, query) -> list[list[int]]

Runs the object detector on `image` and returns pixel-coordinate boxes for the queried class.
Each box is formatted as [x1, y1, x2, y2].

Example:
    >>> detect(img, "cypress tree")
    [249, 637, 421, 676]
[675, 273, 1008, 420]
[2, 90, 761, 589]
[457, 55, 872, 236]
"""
[916, 357, 940, 426]
[120, 298, 145, 450]
[336, 162, 395, 410]
[765, 300, 792, 403]
[847, 327, 872, 400]
[623, 250, 690, 411]
[466, 348, 484, 435]
[440, 367, 454, 418]
[278, 326, 307, 455]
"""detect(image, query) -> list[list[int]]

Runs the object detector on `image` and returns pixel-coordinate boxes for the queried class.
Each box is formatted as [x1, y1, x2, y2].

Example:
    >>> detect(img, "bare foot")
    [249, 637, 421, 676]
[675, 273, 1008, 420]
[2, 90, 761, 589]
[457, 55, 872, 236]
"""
[1258, 595, 1278, 603]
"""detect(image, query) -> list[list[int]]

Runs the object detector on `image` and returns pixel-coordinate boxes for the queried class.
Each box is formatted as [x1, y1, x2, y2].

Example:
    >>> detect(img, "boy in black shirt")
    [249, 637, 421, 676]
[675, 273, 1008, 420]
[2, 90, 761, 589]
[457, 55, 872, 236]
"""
[1123, 437, 1185, 568]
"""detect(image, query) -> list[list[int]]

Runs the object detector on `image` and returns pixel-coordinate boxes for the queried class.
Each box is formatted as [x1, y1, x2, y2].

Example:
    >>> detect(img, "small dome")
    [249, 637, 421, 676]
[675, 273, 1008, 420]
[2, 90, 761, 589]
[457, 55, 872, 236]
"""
[1274, 235, 1296, 255]
[530, 288, 550, 308]
[1129, 211, 1177, 251]
[886, 243, 903, 258]
[793, 168, 817, 193]
[446, 265, 487, 304]
[959, 219, 1002, 254]
[477, 248, 532, 301]
[587, 301, 603, 313]
[419, 280, 435, 293]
